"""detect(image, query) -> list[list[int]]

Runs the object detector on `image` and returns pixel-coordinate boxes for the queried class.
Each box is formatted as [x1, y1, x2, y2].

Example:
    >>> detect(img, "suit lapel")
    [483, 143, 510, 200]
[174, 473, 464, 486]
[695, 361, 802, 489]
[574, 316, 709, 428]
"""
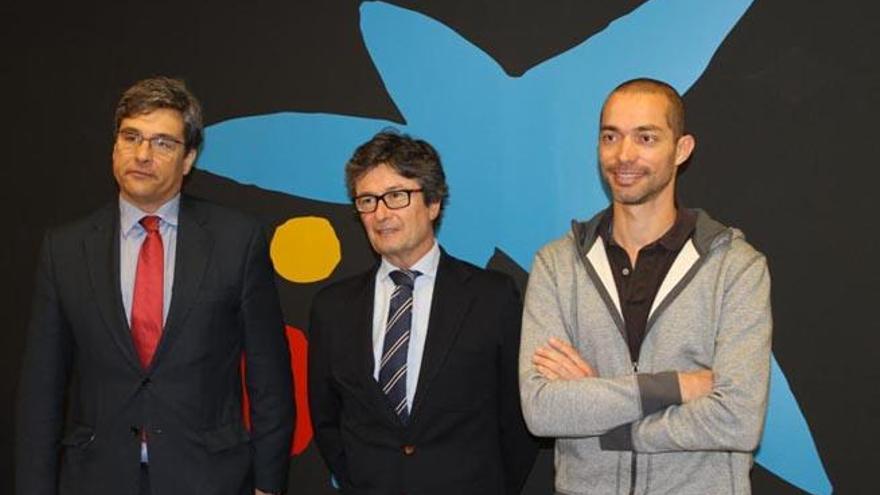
[355, 267, 379, 384]
[84, 203, 141, 371]
[151, 198, 213, 367]
[410, 252, 474, 418]
[351, 267, 402, 423]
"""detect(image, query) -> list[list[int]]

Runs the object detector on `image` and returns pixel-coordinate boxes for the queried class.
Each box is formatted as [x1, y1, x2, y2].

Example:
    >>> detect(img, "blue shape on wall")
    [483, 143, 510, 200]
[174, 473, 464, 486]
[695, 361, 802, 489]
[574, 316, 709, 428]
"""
[199, 1, 832, 493]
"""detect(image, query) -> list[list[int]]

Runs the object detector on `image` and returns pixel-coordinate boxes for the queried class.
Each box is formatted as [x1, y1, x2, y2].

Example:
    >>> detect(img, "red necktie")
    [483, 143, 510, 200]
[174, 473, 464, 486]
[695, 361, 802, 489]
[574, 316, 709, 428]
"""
[131, 215, 164, 368]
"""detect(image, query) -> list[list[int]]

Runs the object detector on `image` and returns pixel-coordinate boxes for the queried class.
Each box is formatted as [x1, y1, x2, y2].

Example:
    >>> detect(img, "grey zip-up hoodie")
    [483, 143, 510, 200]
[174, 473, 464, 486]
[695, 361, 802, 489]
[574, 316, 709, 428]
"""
[519, 209, 772, 495]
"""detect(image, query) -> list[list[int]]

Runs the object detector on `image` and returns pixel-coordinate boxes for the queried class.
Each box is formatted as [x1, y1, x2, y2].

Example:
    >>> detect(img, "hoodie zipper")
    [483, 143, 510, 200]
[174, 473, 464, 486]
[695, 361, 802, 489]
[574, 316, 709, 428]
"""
[571, 215, 731, 495]
[629, 361, 638, 495]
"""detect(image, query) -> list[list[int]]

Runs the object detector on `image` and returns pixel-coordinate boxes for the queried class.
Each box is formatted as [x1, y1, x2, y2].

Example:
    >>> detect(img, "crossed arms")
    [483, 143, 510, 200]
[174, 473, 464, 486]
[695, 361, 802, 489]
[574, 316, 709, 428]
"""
[519, 243, 772, 453]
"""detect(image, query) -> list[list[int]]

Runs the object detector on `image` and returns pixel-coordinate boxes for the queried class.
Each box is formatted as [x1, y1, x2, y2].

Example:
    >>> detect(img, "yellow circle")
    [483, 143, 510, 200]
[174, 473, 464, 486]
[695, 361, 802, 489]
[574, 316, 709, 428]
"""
[270, 216, 342, 283]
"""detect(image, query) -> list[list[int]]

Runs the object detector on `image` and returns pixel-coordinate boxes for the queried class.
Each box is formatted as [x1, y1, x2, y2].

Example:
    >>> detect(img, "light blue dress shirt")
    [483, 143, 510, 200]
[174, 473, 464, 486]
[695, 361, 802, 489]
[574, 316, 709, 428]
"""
[119, 195, 179, 326]
[371, 242, 440, 413]
[118, 194, 180, 463]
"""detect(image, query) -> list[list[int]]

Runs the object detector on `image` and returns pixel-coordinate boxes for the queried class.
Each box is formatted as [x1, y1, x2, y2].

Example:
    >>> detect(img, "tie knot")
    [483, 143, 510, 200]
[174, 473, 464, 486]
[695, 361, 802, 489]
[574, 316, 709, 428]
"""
[389, 269, 420, 289]
[140, 215, 161, 233]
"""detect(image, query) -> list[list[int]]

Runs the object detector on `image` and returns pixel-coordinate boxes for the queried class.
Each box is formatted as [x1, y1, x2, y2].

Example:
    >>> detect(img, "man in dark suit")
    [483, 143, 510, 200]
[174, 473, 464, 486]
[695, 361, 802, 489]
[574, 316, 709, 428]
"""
[308, 131, 537, 494]
[15, 77, 294, 495]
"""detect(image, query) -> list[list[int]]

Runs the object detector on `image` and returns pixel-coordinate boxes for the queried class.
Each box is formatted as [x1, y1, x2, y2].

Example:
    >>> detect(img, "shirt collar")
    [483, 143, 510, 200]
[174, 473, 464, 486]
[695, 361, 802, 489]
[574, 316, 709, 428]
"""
[599, 206, 696, 252]
[657, 208, 696, 250]
[377, 241, 441, 283]
[119, 194, 181, 238]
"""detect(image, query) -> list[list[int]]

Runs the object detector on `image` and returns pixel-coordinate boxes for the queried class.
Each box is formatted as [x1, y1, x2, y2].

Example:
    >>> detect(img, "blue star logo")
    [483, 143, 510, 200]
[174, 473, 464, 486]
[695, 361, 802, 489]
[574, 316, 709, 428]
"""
[199, 1, 831, 493]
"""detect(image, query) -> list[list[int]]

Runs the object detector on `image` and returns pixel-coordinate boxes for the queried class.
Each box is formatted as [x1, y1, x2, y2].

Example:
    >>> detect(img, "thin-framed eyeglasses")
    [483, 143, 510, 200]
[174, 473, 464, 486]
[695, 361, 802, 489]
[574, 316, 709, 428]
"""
[353, 189, 424, 213]
[116, 129, 185, 157]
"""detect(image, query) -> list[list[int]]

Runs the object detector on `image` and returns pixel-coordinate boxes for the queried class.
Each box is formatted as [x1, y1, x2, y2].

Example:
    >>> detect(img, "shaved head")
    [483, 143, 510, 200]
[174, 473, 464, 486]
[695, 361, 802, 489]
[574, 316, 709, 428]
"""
[603, 78, 686, 139]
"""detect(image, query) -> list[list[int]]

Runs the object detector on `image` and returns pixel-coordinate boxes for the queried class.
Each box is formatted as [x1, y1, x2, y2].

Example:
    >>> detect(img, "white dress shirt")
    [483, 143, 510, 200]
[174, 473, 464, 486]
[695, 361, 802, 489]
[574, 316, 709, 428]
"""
[371, 242, 440, 413]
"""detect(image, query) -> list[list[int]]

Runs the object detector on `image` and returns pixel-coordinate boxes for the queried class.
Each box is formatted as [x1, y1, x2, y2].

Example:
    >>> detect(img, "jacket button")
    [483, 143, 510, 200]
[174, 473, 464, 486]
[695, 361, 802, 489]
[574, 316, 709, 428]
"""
[402, 444, 416, 455]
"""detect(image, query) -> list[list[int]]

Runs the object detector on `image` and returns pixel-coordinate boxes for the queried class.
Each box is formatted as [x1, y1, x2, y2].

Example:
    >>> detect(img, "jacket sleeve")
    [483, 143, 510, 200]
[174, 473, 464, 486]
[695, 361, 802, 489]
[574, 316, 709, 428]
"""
[519, 244, 678, 437]
[307, 289, 350, 487]
[16, 231, 73, 495]
[625, 250, 772, 453]
[241, 225, 295, 493]
[495, 276, 539, 494]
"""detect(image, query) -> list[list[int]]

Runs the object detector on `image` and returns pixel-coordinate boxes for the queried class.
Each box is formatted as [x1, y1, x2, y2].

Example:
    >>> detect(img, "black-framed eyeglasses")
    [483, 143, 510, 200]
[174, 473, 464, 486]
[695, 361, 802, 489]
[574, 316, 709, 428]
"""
[116, 129, 185, 157]
[353, 189, 423, 213]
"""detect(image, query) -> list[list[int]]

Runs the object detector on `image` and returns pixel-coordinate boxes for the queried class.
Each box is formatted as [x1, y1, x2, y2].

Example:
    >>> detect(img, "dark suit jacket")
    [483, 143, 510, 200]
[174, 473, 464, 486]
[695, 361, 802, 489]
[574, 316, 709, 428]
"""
[308, 250, 537, 495]
[16, 196, 294, 495]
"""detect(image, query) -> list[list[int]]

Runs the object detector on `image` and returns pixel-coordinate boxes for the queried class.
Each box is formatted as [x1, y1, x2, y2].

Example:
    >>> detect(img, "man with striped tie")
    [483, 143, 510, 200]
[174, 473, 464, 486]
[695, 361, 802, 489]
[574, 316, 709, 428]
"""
[308, 130, 538, 494]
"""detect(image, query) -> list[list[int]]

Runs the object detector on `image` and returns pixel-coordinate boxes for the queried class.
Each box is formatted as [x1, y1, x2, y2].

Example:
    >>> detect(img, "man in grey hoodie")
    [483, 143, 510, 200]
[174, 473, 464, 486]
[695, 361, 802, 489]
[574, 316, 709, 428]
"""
[519, 78, 772, 495]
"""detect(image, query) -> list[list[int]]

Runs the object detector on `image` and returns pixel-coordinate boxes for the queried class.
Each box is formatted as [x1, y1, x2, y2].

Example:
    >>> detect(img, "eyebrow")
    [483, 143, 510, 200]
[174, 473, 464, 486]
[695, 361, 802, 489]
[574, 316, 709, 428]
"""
[635, 125, 664, 133]
[118, 127, 181, 140]
[599, 124, 665, 133]
[356, 184, 410, 196]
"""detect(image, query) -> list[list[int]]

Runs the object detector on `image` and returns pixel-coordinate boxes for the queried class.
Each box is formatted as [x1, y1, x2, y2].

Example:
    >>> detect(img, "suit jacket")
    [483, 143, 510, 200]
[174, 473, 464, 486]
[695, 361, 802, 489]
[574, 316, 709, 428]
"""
[16, 196, 294, 495]
[308, 250, 537, 495]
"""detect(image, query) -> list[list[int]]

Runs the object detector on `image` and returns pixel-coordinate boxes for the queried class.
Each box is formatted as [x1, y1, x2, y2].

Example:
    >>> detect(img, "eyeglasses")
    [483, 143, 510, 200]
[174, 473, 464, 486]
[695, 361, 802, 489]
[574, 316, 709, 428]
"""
[353, 189, 423, 213]
[116, 129, 185, 158]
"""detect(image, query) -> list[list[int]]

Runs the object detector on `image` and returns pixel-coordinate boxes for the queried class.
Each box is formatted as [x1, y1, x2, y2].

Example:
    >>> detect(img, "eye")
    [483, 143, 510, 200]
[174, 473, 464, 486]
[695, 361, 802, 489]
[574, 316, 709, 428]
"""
[638, 133, 659, 144]
[355, 196, 376, 208]
[154, 137, 176, 152]
[119, 130, 141, 143]
[600, 132, 617, 144]
[387, 190, 409, 202]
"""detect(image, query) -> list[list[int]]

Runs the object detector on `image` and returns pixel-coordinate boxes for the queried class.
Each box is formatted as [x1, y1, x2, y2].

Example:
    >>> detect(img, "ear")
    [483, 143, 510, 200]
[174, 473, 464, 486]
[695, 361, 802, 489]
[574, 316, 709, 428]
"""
[674, 134, 695, 167]
[428, 200, 441, 222]
[183, 149, 197, 176]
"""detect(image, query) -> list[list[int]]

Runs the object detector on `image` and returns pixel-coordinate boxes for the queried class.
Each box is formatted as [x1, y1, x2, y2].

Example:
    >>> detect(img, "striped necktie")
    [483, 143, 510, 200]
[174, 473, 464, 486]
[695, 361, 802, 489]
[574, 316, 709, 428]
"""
[379, 269, 420, 424]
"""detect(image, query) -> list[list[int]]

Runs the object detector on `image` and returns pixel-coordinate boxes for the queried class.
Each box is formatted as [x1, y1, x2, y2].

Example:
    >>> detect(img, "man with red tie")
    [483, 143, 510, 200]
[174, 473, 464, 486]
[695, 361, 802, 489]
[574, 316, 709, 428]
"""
[16, 77, 294, 495]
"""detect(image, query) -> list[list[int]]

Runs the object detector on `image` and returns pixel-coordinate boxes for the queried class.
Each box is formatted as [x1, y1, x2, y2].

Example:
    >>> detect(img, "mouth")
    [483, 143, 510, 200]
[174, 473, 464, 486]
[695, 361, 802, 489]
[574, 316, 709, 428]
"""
[608, 168, 646, 186]
[125, 170, 156, 180]
[373, 226, 400, 238]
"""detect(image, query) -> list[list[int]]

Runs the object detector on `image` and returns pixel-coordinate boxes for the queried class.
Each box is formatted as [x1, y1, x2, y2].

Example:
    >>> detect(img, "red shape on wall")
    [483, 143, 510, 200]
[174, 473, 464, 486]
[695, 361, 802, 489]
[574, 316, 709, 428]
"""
[240, 324, 313, 457]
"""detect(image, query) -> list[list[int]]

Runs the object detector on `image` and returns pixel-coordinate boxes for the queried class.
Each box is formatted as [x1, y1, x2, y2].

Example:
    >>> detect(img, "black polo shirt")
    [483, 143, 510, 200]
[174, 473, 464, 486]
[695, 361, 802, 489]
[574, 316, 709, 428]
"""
[598, 208, 696, 364]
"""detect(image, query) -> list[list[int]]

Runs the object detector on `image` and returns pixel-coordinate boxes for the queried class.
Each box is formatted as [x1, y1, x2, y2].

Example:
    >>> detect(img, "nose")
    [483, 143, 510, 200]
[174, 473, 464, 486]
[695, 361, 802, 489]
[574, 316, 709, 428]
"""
[618, 136, 637, 163]
[134, 139, 153, 161]
[373, 199, 392, 221]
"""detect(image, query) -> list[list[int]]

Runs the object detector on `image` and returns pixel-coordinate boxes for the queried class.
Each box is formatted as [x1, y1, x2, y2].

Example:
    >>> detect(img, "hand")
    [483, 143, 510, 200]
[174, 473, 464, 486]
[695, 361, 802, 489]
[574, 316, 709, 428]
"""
[678, 369, 714, 402]
[532, 337, 596, 380]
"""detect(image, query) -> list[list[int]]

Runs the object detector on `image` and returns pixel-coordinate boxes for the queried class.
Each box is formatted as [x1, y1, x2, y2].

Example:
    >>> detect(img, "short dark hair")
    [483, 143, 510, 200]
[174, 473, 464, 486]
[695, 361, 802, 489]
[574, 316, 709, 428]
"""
[604, 78, 686, 139]
[114, 76, 204, 152]
[345, 129, 449, 228]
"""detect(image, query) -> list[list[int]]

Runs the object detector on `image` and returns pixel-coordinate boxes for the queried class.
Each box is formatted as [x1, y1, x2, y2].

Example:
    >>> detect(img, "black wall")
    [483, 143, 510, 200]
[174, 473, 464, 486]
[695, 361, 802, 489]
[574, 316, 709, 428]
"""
[4, 1, 878, 493]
